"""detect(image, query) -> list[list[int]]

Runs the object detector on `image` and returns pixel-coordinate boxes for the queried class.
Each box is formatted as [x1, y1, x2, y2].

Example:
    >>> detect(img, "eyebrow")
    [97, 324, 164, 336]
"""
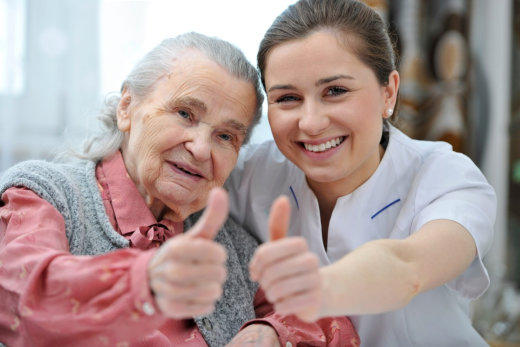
[267, 74, 355, 93]
[166, 96, 208, 113]
[225, 119, 249, 137]
[316, 74, 354, 86]
[164, 96, 248, 136]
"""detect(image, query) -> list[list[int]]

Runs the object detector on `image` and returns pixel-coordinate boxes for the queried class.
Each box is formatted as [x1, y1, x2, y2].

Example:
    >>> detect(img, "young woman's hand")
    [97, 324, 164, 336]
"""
[249, 196, 322, 322]
[147, 188, 229, 319]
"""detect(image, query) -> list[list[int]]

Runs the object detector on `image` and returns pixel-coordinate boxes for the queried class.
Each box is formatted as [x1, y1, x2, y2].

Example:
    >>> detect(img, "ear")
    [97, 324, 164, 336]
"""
[383, 70, 400, 118]
[117, 87, 133, 132]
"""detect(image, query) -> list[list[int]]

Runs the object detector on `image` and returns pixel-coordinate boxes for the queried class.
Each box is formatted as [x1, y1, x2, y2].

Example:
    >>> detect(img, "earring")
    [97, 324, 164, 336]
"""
[386, 108, 394, 117]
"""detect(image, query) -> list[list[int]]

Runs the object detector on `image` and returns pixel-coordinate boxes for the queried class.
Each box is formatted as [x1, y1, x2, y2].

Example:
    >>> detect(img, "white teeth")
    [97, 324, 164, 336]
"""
[304, 137, 344, 153]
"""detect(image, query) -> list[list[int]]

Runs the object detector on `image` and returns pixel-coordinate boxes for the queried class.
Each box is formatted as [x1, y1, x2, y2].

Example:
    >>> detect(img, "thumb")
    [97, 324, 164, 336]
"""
[268, 195, 291, 241]
[186, 187, 229, 240]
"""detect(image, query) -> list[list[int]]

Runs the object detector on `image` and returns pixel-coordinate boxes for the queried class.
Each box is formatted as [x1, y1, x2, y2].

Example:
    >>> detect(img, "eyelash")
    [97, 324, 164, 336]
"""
[177, 109, 192, 120]
[218, 133, 233, 142]
[176, 110, 237, 144]
[275, 95, 300, 103]
[274, 86, 349, 103]
[326, 86, 348, 96]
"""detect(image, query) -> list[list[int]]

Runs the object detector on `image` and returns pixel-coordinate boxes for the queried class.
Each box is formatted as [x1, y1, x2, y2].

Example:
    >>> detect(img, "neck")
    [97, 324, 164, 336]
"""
[307, 143, 387, 231]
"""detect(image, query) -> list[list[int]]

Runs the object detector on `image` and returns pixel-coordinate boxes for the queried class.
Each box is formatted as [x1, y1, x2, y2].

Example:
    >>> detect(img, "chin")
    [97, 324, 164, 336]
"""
[166, 200, 203, 221]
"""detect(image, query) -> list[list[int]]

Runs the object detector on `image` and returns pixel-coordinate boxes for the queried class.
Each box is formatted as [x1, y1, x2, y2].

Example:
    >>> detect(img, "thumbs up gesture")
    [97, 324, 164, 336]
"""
[148, 187, 229, 319]
[249, 196, 322, 322]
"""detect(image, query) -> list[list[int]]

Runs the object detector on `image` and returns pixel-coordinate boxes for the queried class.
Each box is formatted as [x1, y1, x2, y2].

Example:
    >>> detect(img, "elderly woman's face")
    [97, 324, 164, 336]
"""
[117, 50, 257, 221]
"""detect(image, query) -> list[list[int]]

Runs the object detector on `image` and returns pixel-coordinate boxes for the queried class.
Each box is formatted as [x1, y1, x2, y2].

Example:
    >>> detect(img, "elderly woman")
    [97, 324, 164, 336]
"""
[0, 33, 358, 347]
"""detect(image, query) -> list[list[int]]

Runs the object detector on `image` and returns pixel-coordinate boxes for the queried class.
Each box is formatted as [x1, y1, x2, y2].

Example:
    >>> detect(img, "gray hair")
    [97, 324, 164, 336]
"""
[78, 32, 264, 161]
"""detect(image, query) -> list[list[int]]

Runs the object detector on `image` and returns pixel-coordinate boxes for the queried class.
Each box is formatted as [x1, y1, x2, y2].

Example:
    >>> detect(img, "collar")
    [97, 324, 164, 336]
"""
[98, 151, 183, 249]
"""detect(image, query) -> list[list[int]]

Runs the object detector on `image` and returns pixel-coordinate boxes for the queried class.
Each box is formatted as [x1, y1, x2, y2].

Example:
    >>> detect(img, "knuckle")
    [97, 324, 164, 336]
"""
[167, 263, 186, 279]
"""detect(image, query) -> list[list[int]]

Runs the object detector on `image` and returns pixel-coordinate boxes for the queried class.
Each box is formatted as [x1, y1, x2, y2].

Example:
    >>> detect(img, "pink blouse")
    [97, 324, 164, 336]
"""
[0, 152, 359, 346]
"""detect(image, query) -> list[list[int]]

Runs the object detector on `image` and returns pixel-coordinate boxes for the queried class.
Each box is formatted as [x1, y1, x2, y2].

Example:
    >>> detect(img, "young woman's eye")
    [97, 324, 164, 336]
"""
[275, 95, 300, 103]
[326, 87, 348, 96]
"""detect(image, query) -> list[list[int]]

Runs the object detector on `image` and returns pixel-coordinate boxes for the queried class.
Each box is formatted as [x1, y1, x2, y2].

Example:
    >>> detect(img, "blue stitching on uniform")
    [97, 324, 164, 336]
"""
[289, 185, 300, 210]
[371, 198, 400, 219]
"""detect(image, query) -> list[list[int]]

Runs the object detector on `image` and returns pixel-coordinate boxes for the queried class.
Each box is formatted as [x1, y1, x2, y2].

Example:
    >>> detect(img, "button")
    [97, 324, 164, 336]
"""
[142, 302, 155, 316]
[286, 342, 293, 347]
[202, 317, 213, 331]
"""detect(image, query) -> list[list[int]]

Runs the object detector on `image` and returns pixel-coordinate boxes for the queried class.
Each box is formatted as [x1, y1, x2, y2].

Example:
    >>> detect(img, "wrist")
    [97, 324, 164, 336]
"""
[319, 266, 336, 317]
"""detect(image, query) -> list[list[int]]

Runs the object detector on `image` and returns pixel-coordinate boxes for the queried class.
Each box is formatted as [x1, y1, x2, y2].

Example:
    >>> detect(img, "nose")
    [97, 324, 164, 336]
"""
[298, 101, 330, 136]
[184, 127, 212, 162]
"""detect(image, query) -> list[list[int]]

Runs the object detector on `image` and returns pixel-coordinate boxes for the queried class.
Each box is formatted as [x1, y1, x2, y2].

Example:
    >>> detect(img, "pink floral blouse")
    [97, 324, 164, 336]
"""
[0, 152, 359, 346]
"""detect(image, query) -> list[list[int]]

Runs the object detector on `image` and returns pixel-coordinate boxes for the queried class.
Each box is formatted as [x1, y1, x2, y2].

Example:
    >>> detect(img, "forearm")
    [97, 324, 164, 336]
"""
[320, 239, 421, 316]
[0, 188, 167, 342]
[4, 248, 166, 338]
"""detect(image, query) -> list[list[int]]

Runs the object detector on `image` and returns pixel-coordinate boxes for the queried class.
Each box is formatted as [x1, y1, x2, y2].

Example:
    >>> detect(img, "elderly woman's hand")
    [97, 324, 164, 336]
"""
[147, 188, 229, 319]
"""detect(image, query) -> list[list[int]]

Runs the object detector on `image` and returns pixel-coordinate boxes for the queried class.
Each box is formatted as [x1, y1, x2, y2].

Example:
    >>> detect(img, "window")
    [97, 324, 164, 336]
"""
[0, 0, 25, 95]
[99, 0, 294, 144]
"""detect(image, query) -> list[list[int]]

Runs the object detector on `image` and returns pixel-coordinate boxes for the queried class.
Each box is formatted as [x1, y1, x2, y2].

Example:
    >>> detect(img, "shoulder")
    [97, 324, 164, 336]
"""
[387, 126, 487, 183]
[388, 126, 455, 164]
[388, 126, 496, 234]
[0, 159, 96, 207]
[1, 159, 94, 183]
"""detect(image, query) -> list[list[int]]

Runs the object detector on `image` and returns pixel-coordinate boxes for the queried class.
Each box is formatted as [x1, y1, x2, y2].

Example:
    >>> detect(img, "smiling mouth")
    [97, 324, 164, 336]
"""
[302, 136, 345, 153]
[173, 163, 203, 178]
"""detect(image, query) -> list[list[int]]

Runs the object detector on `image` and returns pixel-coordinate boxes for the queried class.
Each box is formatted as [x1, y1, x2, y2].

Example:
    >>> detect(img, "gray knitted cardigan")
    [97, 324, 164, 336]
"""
[0, 159, 260, 347]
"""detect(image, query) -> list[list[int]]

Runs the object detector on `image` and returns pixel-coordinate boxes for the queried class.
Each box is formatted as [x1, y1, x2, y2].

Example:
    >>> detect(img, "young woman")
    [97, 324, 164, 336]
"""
[225, 0, 496, 345]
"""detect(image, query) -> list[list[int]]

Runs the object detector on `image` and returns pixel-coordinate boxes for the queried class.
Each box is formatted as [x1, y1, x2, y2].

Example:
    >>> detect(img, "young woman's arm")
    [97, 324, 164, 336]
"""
[318, 219, 476, 317]
[251, 217, 477, 321]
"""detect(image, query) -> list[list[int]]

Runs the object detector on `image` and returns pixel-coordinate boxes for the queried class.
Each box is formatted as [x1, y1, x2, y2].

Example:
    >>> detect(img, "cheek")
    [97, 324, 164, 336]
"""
[134, 122, 175, 184]
[213, 151, 239, 184]
[267, 109, 290, 137]
[137, 118, 178, 156]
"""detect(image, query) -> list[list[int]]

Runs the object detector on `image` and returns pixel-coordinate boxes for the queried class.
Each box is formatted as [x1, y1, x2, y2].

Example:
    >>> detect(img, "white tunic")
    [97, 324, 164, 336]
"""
[225, 125, 496, 347]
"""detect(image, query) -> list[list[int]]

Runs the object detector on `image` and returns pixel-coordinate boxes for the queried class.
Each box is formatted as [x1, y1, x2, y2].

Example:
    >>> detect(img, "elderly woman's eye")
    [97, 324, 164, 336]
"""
[219, 133, 233, 142]
[178, 110, 191, 119]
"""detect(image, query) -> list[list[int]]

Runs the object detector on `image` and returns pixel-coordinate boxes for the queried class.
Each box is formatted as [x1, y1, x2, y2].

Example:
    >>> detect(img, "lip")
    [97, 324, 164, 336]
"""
[167, 161, 206, 180]
[297, 135, 347, 159]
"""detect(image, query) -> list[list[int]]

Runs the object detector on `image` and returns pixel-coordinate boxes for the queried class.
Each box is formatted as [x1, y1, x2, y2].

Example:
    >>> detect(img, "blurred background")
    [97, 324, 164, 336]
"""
[0, 0, 518, 344]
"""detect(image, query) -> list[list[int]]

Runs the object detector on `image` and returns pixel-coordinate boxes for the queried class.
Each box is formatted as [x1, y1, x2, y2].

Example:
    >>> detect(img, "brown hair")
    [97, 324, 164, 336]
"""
[257, 0, 400, 120]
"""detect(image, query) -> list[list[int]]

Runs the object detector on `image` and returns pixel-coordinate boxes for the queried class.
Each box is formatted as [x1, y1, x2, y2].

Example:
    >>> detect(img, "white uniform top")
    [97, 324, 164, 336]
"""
[225, 125, 496, 347]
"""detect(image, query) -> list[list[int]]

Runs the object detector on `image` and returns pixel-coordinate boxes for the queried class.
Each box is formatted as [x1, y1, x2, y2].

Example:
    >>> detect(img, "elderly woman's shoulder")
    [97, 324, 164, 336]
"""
[0, 158, 97, 200]
[1, 158, 94, 183]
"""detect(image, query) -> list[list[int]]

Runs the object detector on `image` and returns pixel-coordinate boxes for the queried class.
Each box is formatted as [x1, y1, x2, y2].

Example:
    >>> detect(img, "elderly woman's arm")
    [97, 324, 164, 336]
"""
[0, 188, 167, 344]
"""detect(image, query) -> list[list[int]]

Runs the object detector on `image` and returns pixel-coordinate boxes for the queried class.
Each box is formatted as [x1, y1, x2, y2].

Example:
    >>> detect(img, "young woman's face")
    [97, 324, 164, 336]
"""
[264, 30, 398, 196]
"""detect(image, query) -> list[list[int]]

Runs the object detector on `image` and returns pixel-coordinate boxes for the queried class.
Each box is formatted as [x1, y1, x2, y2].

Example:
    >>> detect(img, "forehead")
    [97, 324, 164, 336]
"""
[151, 50, 257, 123]
[264, 31, 373, 86]
[269, 31, 360, 66]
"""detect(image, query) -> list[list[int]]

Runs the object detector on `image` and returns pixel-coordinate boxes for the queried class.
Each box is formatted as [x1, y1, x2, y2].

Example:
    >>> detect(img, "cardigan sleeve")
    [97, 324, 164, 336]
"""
[0, 187, 167, 346]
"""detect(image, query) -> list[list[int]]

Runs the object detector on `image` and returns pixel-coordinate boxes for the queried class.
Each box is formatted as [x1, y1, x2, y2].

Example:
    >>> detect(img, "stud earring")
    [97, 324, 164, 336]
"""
[386, 108, 394, 117]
